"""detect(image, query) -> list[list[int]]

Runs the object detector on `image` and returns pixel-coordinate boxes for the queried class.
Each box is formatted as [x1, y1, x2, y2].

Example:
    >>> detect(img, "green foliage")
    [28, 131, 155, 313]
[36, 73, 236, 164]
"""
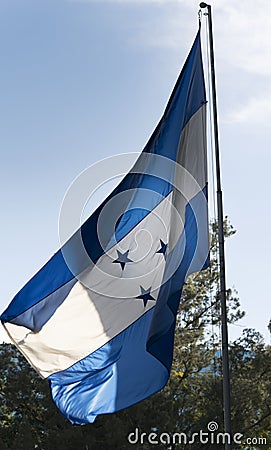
[0, 219, 270, 449]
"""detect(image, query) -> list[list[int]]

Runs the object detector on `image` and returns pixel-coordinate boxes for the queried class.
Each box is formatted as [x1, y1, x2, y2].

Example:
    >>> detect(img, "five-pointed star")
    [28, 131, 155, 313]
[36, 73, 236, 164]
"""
[156, 239, 168, 258]
[136, 286, 155, 307]
[113, 249, 133, 271]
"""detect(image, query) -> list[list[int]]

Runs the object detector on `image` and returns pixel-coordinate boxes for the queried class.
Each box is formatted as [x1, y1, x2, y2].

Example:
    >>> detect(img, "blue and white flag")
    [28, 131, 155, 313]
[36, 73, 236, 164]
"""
[1, 30, 209, 424]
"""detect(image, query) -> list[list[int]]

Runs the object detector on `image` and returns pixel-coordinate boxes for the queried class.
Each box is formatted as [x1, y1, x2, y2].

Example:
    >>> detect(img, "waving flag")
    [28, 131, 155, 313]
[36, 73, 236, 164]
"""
[1, 29, 209, 424]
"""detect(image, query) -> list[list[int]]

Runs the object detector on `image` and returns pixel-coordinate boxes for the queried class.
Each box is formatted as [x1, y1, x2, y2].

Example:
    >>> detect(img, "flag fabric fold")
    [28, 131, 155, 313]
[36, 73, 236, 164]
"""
[1, 29, 209, 424]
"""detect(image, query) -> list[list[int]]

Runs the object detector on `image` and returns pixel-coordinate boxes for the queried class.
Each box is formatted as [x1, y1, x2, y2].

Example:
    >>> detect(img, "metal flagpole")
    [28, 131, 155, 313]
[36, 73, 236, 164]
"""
[199, 3, 232, 449]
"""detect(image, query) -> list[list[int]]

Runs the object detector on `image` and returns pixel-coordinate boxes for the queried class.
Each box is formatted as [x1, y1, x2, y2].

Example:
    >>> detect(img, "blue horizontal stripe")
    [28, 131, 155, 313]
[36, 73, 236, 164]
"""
[48, 185, 208, 424]
[147, 185, 209, 369]
[9, 278, 77, 332]
[48, 309, 169, 425]
[0, 251, 74, 324]
[0, 31, 206, 326]
[143, 31, 206, 161]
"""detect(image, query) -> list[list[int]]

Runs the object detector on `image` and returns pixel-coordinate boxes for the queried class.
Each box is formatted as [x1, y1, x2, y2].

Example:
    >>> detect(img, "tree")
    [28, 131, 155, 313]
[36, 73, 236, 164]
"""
[0, 220, 270, 449]
[1, 335, 270, 449]
[230, 329, 271, 447]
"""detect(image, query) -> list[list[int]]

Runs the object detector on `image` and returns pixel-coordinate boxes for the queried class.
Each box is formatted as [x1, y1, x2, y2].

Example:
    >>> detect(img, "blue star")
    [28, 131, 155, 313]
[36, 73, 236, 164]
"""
[156, 239, 168, 258]
[136, 286, 155, 307]
[113, 249, 133, 271]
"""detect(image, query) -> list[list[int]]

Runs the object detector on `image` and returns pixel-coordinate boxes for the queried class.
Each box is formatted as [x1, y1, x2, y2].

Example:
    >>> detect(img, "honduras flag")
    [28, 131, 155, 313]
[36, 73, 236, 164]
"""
[1, 29, 209, 424]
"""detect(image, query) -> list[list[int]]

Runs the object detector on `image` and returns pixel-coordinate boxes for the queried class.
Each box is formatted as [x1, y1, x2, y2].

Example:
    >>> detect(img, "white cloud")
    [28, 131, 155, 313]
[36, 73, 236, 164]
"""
[226, 95, 271, 125]
[67, 0, 271, 127]
[76, 0, 271, 76]
[214, 0, 271, 76]
[77, 0, 271, 76]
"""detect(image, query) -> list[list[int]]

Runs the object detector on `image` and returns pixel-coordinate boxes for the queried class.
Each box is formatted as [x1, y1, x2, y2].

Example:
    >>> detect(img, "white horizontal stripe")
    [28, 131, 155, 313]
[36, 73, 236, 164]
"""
[176, 104, 207, 193]
[6, 105, 207, 378]
[6, 193, 173, 377]
[169, 104, 206, 252]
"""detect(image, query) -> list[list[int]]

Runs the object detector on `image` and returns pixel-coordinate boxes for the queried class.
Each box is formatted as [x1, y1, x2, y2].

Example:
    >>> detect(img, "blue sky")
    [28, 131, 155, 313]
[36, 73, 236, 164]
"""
[0, 0, 270, 343]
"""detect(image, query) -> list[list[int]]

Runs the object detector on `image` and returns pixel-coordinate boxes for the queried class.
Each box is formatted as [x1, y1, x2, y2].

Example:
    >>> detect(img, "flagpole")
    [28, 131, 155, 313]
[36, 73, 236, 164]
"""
[199, 3, 232, 448]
